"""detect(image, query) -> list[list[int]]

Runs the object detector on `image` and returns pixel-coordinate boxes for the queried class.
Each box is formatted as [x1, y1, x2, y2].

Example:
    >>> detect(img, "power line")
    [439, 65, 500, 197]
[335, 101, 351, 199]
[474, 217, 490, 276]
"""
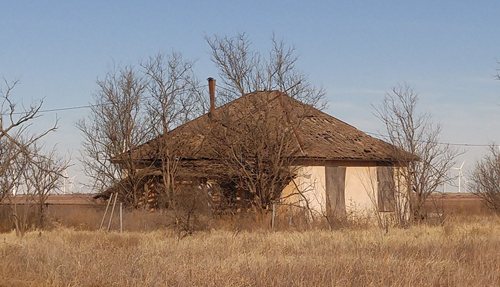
[39, 104, 99, 113]
[1, 85, 497, 148]
[0, 103, 110, 116]
[363, 131, 497, 148]
[0, 84, 210, 116]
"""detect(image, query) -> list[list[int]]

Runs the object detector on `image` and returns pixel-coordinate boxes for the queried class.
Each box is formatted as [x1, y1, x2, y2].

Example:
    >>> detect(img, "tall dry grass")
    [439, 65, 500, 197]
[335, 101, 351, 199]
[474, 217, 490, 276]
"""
[0, 216, 499, 287]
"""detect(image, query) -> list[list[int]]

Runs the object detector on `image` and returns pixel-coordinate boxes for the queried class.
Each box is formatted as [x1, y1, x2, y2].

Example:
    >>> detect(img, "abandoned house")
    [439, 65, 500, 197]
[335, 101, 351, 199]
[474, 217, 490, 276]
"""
[109, 78, 415, 220]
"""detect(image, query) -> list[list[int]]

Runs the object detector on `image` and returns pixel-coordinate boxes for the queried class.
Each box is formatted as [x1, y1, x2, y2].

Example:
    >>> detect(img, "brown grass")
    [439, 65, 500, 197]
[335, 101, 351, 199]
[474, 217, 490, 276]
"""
[0, 205, 179, 233]
[426, 193, 492, 216]
[1, 192, 491, 232]
[0, 215, 499, 287]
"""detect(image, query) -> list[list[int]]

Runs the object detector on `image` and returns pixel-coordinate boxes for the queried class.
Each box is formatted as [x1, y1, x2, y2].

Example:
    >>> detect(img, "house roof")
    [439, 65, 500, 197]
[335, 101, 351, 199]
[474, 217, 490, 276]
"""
[114, 90, 415, 166]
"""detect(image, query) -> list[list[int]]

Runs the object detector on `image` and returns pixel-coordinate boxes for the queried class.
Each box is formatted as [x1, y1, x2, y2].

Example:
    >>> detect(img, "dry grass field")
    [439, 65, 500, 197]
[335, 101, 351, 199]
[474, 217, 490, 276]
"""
[0, 215, 499, 287]
[426, 192, 491, 216]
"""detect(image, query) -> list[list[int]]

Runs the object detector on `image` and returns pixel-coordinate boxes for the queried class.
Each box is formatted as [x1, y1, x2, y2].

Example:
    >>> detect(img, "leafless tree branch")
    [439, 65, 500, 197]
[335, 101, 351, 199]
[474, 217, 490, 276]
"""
[469, 145, 500, 212]
[206, 33, 326, 109]
[374, 84, 460, 221]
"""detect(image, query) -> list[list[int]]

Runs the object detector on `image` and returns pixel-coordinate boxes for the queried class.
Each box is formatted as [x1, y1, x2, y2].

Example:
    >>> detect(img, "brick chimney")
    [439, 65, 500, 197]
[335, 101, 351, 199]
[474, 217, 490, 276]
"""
[208, 77, 216, 117]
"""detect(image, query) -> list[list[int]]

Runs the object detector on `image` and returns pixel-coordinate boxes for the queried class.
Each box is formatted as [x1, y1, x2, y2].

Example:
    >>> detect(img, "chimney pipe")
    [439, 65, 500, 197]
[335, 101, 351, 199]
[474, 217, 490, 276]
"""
[208, 77, 216, 116]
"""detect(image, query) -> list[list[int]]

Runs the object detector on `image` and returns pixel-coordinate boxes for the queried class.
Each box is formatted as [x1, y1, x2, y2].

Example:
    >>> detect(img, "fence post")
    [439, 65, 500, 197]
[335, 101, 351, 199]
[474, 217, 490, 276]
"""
[107, 193, 118, 232]
[99, 195, 113, 230]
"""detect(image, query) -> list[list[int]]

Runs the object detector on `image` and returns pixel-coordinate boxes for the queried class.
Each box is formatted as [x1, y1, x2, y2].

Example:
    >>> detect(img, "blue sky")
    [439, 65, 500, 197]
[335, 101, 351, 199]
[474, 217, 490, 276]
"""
[1, 1, 499, 191]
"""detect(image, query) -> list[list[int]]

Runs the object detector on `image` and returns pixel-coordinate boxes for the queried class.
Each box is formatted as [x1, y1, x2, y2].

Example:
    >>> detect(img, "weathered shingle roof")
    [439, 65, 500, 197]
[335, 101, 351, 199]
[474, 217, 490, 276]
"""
[115, 91, 415, 165]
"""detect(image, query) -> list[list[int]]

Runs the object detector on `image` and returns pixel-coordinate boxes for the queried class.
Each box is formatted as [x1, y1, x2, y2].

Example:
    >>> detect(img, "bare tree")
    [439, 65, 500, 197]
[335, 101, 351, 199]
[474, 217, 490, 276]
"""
[143, 53, 206, 133]
[0, 136, 23, 203]
[374, 84, 459, 221]
[206, 33, 326, 108]
[142, 53, 205, 208]
[10, 144, 68, 236]
[77, 66, 152, 206]
[1, 80, 57, 203]
[204, 33, 327, 215]
[207, 92, 304, 212]
[79, 54, 205, 209]
[22, 145, 69, 227]
[0, 80, 66, 236]
[469, 145, 500, 212]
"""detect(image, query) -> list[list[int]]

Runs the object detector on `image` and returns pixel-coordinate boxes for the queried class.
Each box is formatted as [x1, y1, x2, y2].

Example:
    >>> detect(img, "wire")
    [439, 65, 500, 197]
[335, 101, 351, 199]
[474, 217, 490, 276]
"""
[38, 104, 99, 113]
[1, 84, 498, 148]
[0, 84, 210, 116]
[363, 131, 497, 148]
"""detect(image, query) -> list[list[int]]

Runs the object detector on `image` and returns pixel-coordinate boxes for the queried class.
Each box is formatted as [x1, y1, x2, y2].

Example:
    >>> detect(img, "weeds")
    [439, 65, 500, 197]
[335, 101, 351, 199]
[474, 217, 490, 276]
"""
[0, 217, 499, 286]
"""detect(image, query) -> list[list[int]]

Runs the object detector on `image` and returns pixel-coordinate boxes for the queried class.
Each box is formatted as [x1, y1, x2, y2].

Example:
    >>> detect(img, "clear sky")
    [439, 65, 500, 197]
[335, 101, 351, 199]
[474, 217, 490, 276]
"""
[1, 1, 499, 192]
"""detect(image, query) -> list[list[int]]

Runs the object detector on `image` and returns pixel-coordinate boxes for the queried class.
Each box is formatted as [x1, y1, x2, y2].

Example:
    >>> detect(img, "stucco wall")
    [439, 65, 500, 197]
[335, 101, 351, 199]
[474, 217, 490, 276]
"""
[282, 166, 326, 215]
[282, 165, 410, 221]
[282, 166, 381, 218]
[344, 167, 378, 216]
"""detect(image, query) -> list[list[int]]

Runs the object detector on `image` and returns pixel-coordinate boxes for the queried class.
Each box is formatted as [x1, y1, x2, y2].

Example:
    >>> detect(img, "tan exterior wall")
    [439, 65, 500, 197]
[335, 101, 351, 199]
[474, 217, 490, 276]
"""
[281, 166, 326, 215]
[282, 166, 410, 222]
[282, 166, 403, 219]
[344, 167, 378, 216]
